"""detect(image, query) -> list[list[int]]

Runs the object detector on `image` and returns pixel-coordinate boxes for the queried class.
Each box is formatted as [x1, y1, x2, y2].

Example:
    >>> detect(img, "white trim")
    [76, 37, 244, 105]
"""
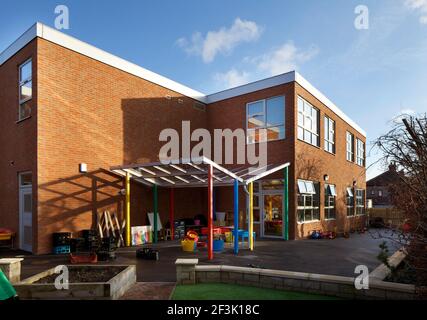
[0, 23, 366, 137]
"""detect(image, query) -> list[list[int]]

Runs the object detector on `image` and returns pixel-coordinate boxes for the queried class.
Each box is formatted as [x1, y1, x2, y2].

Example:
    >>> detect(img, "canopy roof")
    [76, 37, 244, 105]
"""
[110, 157, 290, 188]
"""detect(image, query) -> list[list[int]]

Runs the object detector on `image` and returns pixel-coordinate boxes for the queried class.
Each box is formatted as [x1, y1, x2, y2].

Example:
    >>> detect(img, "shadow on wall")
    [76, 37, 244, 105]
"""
[121, 97, 208, 164]
[37, 169, 125, 251]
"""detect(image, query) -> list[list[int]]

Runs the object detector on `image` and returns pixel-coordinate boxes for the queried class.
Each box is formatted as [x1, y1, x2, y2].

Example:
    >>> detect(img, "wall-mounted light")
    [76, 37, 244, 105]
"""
[79, 163, 88, 173]
[323, 174, 329, 181]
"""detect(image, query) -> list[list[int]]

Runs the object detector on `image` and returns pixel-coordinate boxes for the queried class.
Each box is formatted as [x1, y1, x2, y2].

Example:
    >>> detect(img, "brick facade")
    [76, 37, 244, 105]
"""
[0, 34, 366, 254]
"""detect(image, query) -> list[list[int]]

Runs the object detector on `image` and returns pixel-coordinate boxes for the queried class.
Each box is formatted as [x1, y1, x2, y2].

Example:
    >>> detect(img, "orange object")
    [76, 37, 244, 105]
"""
[186, 230, 199, 242]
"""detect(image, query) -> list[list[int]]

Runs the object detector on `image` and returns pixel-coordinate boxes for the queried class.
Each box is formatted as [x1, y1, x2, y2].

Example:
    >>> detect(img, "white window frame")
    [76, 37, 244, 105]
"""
[356, 189, 365, 215]
[18, 58, 32, 120]
[297, 179, 320, 223]
[324, 116, 335, 154]
[246, 96, 285, 144]
[324, 184, 336, 220]
[297, 96, 319, 147]
[356, 138, 365, 167]
[346, 132, 354, 162]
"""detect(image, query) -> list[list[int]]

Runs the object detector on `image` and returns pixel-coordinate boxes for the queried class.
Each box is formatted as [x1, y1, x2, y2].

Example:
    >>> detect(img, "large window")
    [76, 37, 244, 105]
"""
[297, 179, 320, 223]
[247, 96, 285, 143]
[346, 132, 354, 162]
[324, 184, 336, 220]
[297, 97, 319, 147]
[346, 187, 354, 216]
[324, 116, 335, 154]
[356, 189, 365, 215]
[19, 59, 32, 120]
[356, 139, 365, 167]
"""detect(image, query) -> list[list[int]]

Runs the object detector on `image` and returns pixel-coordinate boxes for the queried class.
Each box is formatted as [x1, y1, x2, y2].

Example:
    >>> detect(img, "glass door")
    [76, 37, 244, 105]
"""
[263, 194, 283, 237]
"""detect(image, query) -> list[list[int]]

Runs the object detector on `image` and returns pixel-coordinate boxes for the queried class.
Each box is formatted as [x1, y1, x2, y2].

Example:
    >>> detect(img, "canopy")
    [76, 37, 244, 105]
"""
[110, 156, 290, 187]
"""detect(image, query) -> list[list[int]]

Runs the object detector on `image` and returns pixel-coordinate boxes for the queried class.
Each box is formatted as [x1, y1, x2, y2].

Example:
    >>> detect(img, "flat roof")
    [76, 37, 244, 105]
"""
[0, 22, 366, 137]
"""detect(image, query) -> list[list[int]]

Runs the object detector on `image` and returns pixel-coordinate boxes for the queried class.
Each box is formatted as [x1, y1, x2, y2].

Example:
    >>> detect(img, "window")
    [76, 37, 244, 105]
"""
[346, 132, 354, 162]
[356, 189, 365, 215]
[247, 96, 285, 143]
[19, 172, 32, 187]
[356, 139, 365, 167]
[297, 179, 320, 223]
[297, 97, 319, 147]
[346, 187, 354, 216]
[324, 184, 336, 220]
[324, 116, 335, 154]
[19, 59, 32, 120]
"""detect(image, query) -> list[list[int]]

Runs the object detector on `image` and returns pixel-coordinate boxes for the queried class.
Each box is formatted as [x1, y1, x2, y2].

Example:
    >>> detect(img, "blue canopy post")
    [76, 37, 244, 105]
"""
[233, 179, 239, 255]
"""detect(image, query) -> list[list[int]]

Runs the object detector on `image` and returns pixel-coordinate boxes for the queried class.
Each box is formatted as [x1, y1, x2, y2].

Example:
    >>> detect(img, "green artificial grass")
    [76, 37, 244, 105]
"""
[172, 283, 338, 300]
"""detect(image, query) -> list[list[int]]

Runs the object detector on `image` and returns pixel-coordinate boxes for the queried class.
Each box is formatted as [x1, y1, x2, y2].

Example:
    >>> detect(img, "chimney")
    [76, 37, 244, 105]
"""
[389, 162, 397, 172]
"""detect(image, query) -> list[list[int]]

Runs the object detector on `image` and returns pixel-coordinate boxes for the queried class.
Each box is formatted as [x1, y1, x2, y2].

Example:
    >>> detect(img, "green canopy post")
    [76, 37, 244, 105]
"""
[153, 184, 158, 243]
[283, 166, 289, 241]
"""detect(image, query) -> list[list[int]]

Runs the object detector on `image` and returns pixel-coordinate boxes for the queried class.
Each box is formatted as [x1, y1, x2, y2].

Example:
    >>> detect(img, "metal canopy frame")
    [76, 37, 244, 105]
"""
[110, 156, 290, 260]
[111, 156, 290, 187]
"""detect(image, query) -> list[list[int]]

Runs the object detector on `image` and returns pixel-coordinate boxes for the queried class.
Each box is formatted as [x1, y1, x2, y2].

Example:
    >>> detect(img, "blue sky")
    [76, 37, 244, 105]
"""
[1, 0, 426, 179]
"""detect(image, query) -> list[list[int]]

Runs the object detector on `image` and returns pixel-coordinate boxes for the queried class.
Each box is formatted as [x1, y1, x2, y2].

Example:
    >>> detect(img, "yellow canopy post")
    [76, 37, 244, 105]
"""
[125, 172, 131, 246]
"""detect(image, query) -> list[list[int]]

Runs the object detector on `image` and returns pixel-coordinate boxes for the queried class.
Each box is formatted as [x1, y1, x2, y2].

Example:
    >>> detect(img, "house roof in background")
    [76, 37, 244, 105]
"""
[0, 22, 366, 137]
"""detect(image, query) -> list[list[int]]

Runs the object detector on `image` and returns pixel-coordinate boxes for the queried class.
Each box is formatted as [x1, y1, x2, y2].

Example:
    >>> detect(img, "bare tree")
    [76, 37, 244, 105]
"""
[374, 113, 427, 293]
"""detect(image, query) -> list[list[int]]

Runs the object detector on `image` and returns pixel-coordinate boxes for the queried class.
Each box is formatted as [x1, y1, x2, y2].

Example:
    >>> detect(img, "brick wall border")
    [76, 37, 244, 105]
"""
[175, 254, 416, 300]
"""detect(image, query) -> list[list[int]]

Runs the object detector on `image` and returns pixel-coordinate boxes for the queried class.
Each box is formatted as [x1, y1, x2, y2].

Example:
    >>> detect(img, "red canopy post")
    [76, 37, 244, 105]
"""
[208, 164, 214, 260]
[169, 188, 175, 240]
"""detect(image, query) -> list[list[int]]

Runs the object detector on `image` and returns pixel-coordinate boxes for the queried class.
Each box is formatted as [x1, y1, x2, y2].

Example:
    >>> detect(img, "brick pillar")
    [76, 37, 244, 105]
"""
[175, 259, 198, 285]
[0, 258, 24, 284]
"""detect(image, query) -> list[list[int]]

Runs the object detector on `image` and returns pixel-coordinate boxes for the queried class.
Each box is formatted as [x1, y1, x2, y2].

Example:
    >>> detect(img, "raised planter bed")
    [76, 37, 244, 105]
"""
[14, 265, 136, 300]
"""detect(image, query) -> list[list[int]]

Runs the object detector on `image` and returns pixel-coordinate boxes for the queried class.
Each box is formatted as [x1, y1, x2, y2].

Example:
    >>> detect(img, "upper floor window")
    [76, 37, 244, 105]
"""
[356, 138, 365, 167]
[324, 184, 336, 220]
[297, 179, 320, 223]
[297, 96, 319, 147]
[246, 96, 285, 144]
[346, 132, 354, 162]
[19, 59, 32, 120]
[324, 116, 335, 154]
[346, 187, 354, 216]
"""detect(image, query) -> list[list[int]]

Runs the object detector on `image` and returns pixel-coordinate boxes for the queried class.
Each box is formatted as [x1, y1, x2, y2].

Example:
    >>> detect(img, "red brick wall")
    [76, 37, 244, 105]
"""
[0, 39, 38, 249]
[294, 83, 366, 238]
[35, 38, 208, 253]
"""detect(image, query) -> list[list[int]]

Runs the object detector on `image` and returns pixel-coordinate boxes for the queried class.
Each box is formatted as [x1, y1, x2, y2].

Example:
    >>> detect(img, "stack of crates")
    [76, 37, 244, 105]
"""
[174, 220, 185, 239]
[82, 229, 99, 251]
[97, 237, 117, 261]
[52, 232, 71, 254]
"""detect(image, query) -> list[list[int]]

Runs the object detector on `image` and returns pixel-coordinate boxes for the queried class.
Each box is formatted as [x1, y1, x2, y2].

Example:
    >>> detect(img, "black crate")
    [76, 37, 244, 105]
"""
[136, 248, 159, 260]
[70, 238, 86, 253]
[53, 233, 71, 246]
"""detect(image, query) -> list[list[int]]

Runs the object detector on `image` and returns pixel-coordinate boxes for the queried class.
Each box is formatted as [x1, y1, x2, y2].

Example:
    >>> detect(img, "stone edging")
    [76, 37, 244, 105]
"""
[175, 259, 416, 300]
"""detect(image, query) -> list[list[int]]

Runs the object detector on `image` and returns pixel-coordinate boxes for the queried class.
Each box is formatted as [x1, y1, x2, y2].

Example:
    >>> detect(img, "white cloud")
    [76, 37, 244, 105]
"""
[214, 69, 250, 88]
[213, 42, 318, 90]
[405, 0, 427, 24]
[254, 42, 319, 76]
[176, 18, 262, 63]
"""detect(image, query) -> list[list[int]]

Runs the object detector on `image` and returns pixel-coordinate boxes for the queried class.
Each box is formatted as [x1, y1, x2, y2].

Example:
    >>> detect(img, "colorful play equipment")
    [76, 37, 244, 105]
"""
[181, 239, 196, 252]
[186, 230, 199, 242]
[0, 228, 15, 248]
[213, 239, 224, 252]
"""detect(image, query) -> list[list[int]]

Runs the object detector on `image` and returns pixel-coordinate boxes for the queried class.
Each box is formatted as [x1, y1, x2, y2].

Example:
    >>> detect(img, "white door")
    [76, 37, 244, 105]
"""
[19, 187, 33, 252]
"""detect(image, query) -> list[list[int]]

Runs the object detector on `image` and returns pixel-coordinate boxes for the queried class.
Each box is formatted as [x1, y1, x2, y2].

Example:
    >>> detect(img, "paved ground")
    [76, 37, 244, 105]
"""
[120, 282, 176, 300]
[0, 229, 399, 282]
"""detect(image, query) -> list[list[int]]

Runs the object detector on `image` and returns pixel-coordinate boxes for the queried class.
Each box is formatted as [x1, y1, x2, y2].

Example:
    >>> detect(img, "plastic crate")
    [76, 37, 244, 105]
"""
[52, 232, 71, 246]
[53, 245, 70, 254]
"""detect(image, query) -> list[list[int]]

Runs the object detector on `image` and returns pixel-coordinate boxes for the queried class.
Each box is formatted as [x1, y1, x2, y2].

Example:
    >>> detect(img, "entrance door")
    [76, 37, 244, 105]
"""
[19, 186, 33, 252]
[262, 194, 283, 238]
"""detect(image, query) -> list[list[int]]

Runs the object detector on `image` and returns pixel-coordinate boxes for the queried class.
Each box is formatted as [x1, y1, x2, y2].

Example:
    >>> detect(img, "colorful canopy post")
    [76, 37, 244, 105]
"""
[125, 172, 131, 247]
[207, 164, 214, 260]
[249, 182, 254, 251]
[0, 269, 16, 300]
[153, 184, 158, 243]
[283, 166, 289, 240]
[233, 179, 239, 255]
[169, 188, 175, 240]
